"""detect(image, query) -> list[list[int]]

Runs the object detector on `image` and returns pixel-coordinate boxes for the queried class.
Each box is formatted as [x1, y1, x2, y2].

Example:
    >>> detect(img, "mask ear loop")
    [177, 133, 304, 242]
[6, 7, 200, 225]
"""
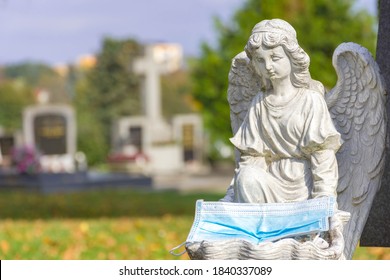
[169, 242, 187, 256]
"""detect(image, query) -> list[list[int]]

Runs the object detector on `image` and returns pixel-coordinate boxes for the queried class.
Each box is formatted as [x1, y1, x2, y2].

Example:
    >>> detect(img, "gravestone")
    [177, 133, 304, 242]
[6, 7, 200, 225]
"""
[110, 116, 151, 173]
[172, 114, 203, 169]
[360, 0, 390, 247]
[33, 113, 67, 155]
[0, 133, 16, 168]
[128, 125, 143, 152]
[112, 115, 183, 174]
[182, 124, 195, 161]
[23, 105, 76, 173]
[112, 117, 148, 155]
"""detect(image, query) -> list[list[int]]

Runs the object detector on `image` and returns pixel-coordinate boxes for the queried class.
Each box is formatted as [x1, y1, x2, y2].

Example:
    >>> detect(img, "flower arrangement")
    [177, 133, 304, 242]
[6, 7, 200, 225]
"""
[11, 145, 41, 174]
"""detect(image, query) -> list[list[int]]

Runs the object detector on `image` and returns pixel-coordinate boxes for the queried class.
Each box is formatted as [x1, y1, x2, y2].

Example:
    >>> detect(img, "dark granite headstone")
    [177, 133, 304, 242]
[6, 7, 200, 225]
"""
[33, 113, 67, 155]
[23, 105, 76, 172]
[129, 126, 143, 151]
[182, 123, 195, 162]
[360, 0, 390, 247]
[0, 135, 15, 157]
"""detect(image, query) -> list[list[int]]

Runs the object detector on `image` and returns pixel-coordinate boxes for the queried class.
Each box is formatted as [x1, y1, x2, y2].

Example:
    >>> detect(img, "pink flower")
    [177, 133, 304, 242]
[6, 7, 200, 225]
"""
[11, 145, 41, 174]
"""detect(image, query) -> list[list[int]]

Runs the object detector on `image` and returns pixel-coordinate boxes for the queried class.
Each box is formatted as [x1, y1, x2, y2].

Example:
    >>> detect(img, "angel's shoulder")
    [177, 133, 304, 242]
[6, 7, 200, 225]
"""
[303, 88, 327, 104]
[299, 88, 329, 113]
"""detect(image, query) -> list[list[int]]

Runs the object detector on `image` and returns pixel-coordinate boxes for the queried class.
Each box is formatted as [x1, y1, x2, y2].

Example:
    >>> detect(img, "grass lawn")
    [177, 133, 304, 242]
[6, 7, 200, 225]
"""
[0, 216, 193, 259]
[0, 188, 389, 259]
[0, 188, 219, 260]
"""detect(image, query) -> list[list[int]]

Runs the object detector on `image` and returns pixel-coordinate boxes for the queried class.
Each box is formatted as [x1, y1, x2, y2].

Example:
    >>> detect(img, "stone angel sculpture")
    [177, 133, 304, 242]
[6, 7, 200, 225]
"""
[222, 19, 386, 260]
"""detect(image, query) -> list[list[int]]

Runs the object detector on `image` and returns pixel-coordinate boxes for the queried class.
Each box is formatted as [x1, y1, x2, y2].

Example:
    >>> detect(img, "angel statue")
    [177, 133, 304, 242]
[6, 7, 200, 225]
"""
[175, 18, 386, 260]
[221, 18, 386, 259]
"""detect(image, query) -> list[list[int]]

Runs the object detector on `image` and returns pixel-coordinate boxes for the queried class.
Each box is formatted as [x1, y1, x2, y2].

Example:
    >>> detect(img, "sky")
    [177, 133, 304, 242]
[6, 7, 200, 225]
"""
[0, 0, 377, 66]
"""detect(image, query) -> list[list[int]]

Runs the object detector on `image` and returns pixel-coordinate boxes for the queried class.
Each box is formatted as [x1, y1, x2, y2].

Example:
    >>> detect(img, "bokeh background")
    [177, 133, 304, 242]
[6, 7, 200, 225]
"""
[1, 0, 389, 259]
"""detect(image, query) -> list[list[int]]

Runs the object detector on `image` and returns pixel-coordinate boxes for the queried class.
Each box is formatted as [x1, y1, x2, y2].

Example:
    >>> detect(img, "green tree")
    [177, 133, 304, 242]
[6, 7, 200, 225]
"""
[192, 0, 376, 159]
[74, 38, 142, 165]
[3, 62, 71, 103]
[0, 80, 34, 131]
[161, 69, 197, 119]
[74, 77, 108, 165]
[4, 63, 55, 85]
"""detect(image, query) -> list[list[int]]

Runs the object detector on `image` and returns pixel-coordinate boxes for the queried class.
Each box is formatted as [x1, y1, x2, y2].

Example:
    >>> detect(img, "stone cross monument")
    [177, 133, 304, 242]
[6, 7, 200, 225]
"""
[132, 44, 183, 143]
[110, 43, 204, 174]
[133, 45, 163, 124]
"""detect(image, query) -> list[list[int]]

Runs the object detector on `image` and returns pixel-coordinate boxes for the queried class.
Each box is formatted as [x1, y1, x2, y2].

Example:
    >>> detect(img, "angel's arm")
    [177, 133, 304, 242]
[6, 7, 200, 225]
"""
[301, 91, 341, 199]
[310, 149, 338, 198]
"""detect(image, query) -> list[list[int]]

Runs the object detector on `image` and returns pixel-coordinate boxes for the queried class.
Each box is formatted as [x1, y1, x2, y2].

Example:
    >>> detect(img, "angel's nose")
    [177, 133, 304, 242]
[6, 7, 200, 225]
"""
[264, 60, 273, 71]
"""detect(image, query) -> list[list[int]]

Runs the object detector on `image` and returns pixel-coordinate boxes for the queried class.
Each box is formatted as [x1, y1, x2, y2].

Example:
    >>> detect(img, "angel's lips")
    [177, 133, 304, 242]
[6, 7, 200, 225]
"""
[267, 71, 276, 78]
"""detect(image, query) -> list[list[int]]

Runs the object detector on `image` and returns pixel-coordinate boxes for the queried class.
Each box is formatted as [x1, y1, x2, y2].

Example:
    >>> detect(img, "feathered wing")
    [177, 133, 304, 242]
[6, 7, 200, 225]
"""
[325, 42, 387, 260]
[220, 51, 261, 202]
[227, 51, 262, 137]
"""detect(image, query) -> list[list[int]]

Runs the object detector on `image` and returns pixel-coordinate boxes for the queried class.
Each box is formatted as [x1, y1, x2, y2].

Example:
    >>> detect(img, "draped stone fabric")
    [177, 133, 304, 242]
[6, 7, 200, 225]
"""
[230, 89, 342, 203]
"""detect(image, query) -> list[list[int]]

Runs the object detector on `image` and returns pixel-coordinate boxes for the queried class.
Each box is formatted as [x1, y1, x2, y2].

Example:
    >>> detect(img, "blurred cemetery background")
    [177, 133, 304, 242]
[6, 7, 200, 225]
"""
[0, 0, 389, 259]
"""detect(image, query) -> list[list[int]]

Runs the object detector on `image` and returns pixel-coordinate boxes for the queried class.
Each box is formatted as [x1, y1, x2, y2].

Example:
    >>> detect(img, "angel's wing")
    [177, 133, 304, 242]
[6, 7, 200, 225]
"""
[325, 42, 387, 260]
[220, 52, 261, 202]
[227, 51, 262, 137]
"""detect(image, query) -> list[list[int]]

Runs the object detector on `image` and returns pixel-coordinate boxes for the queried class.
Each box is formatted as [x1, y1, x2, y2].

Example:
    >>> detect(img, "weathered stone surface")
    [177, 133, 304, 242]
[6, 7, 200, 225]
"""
[220, 19, 387, 259]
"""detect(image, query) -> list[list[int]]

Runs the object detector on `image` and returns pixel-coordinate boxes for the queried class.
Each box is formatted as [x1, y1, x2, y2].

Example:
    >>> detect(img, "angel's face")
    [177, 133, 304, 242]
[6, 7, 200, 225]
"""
[251, 45, 291, 82]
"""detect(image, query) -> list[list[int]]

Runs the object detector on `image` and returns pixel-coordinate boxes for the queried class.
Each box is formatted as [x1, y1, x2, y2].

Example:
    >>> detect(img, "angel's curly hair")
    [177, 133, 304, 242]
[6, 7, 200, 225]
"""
[245, 19, 311, 90]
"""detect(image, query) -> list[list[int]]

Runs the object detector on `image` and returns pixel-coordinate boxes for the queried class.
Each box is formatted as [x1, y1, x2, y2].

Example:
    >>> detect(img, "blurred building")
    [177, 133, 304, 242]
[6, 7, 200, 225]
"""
[77, 54, 97, 70]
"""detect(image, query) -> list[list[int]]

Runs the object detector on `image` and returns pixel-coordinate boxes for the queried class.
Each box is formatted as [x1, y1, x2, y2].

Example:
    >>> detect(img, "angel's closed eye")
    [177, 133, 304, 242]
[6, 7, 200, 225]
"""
[271, 56, 282, 61]
[256, 57, 265, 63]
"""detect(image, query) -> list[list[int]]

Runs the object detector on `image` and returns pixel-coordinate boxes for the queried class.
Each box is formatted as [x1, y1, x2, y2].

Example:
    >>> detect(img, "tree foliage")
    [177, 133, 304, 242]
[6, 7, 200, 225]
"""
[82, 37, 142, 123]
[0, 80, 34, 131]
[192, 0, 377, 157]
[161, 70, 196, 119]
[4, 63, 55, 85]
[3, 62, 71, 103]
[74, 38, 142, 165]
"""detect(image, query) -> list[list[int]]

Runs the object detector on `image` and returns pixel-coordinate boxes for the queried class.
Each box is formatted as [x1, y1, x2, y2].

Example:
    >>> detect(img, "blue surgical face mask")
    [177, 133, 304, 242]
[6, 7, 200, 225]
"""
[170, 197, 335, 256]
[186, 196, 334, 245]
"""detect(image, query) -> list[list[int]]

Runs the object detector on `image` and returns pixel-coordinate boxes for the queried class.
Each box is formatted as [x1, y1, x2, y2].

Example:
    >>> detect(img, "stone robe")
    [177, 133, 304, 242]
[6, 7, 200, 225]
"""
[231, 89, 342, 203]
